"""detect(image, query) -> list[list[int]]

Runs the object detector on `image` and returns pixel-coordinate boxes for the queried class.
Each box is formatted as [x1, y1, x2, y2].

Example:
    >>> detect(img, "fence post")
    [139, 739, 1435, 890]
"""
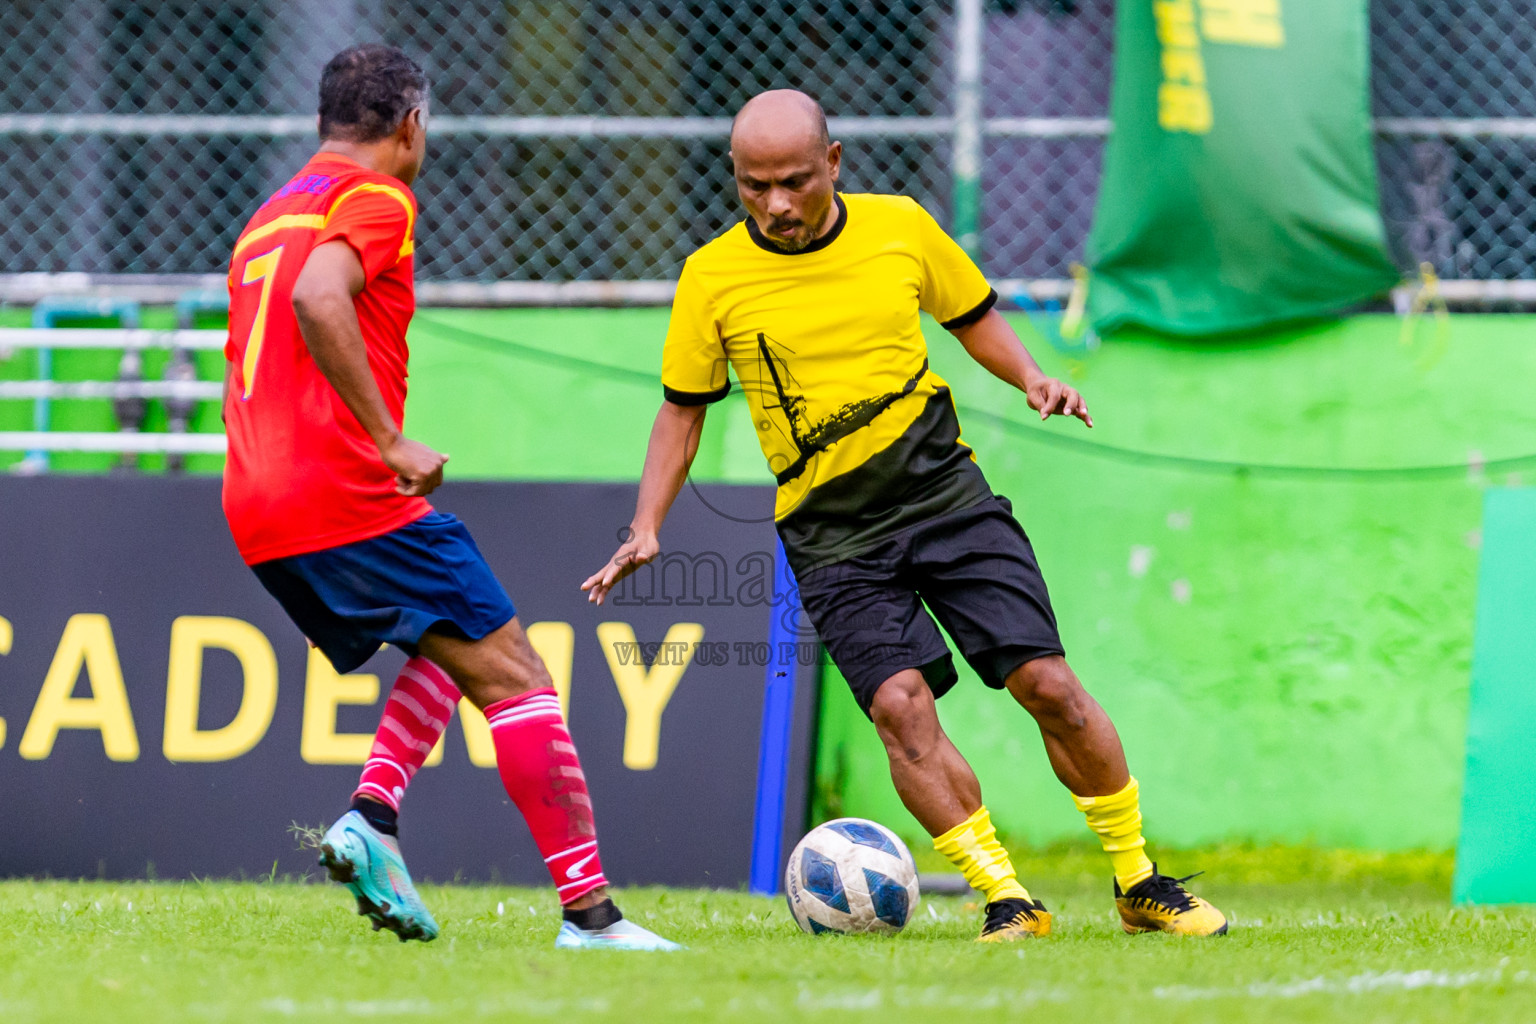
[952, 0, 985, 262]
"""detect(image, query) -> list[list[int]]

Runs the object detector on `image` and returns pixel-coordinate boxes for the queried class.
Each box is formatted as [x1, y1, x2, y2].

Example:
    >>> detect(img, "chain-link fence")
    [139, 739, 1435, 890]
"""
[1372, 4, 1536, 281]
[0, 1, 1531, 288]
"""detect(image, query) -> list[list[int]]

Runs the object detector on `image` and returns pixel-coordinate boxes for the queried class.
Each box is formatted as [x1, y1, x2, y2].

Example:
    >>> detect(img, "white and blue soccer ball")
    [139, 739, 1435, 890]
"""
[784, 817, 920, 934]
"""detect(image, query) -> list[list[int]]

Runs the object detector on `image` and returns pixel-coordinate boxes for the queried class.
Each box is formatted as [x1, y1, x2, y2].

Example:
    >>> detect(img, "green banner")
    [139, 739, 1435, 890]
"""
[1085, 0, 1399, 336]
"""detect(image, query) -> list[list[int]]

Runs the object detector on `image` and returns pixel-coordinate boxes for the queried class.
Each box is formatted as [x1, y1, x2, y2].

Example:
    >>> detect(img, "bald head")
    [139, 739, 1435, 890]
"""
[730, 90, 842, 252]
[730, 89, 829, 154]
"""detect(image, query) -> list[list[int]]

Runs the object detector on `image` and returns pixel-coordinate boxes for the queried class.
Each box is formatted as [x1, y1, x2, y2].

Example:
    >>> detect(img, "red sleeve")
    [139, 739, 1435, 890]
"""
[315, 184, 416, 283]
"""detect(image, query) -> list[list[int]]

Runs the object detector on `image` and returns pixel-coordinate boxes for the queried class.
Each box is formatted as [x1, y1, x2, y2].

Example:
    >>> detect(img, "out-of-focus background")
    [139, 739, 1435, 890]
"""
[1, 0, 1534, 877]
[1, 2, 1532, 286]
[9, 4, 1536, 1021]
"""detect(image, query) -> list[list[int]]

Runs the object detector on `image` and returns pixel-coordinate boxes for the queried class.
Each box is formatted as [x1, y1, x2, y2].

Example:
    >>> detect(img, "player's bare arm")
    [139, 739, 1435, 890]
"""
[291, 240, 448, 496]
[582, 399, 705, 604]
[221, 360, 235, 423]
[950, 308, 1093, 427]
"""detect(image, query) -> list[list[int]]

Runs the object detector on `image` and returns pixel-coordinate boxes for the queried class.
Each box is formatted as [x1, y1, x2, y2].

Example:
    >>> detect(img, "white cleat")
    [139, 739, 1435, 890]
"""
[554, 918, 683, 951]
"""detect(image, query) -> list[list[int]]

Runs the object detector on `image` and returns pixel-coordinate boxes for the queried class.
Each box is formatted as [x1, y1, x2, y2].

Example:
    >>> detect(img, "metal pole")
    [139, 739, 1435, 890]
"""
[952, 0, 985, 262]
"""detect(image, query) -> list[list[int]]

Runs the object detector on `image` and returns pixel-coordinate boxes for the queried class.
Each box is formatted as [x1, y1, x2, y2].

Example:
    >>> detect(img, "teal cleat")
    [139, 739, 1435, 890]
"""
[318, 810, 439, 942]
[554, 917, 683, 951]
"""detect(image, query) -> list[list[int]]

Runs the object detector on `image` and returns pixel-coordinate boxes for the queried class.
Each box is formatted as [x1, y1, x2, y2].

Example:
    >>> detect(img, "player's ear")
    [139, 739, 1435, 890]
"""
[826, 141, 842, 182]
[401, 107, 425, 147]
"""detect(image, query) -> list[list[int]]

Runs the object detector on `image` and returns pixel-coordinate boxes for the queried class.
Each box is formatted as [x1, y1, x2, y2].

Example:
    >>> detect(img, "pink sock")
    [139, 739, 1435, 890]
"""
[484, 687, 609, 905]
[354, 657, 461, 811]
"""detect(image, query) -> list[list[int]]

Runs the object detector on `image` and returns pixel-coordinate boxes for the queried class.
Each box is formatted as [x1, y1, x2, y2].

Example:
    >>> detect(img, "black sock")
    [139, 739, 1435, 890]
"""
[350, 796, 399, 836]
[562, 898, 623, 931]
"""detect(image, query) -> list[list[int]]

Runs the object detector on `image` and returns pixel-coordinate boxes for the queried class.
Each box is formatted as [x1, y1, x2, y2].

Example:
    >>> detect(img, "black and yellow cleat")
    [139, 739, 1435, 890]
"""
[977, 897, 1052, 942]
[1115, 865, 1228, 937]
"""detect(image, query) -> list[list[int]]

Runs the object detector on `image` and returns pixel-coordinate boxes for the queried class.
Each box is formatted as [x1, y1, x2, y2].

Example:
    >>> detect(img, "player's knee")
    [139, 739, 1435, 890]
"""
[1011, 656, 1088, 723]
[517, 650, 554, 692]
[869, 673, 936, 750]
[452, 644, 552, 709]
[488, 646, 552, 698]
[486, 624, 553, 689]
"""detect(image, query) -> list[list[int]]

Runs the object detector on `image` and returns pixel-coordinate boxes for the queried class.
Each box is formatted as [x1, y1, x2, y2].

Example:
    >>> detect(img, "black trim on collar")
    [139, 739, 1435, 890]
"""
[664, 382, 731, 406]
[745, 194, 848, 255]
[940, 288, 999, 331]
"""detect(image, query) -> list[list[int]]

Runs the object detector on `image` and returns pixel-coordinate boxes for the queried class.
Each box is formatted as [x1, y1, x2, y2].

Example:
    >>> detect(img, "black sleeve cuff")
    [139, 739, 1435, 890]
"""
[940, 288, 999, 331]
[664, 382, 731, 406]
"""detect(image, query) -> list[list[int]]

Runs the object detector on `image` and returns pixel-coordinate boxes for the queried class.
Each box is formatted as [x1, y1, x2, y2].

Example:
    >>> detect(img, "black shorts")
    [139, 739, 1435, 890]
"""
[793, 495, 1064, 718]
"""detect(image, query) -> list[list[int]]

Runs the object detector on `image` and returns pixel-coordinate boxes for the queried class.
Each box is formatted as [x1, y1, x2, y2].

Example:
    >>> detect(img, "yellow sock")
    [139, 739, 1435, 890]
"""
[1073, 776, 1155, 891]
[933, 806, 1031, 904]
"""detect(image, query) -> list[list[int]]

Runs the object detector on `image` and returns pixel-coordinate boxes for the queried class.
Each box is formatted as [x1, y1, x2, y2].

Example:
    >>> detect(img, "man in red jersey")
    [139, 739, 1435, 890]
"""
[222, 44, 676, 950]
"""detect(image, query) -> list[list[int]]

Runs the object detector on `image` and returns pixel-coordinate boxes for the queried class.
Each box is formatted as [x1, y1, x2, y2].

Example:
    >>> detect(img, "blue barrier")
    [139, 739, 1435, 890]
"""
[25, 297, 141, 471]
[749, 539, 803, 896]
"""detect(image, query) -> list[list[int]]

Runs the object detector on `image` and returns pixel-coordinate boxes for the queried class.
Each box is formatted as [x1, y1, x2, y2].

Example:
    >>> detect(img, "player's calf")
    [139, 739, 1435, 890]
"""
[414, 620, 680, 949]
[419, 617, 551, 711]
[482, 685, 680, 950]
[354, 657, 460, 812]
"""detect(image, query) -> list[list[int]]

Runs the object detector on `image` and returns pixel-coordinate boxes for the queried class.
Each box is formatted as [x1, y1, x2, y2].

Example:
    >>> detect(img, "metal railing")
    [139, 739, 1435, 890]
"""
[1, 1, 1534, 464]
[3, 1, 1529, 295]
[0, 318, 226, 468]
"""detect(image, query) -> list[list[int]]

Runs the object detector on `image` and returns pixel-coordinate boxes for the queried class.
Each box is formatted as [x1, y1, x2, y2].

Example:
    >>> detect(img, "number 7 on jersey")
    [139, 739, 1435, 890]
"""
[238, 245, 284, 399]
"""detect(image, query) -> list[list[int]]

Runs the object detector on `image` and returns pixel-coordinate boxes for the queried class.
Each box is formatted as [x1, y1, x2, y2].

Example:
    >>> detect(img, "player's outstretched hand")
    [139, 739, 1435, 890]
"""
[381, 434, 449, 496]
[1025, 373, 1093, 427]
[582, 528, 660, 606]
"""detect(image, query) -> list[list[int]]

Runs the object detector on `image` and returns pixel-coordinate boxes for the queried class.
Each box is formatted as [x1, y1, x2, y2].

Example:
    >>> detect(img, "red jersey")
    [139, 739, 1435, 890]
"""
[222, 152, 430, 565]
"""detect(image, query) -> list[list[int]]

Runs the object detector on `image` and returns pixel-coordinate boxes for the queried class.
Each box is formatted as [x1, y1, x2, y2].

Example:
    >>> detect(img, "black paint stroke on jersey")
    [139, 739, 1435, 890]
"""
[754, 332, 928, 486]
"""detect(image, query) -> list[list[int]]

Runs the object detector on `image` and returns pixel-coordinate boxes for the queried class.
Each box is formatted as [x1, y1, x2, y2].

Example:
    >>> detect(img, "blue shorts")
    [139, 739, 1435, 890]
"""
[251, 511, 517, 673]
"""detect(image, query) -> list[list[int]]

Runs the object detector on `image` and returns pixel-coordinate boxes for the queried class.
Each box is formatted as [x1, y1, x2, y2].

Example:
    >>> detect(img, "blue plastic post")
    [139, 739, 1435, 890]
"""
[27, 297, 141, 471]
[174, 289, 228, 330]
[749, 539, 802, 896]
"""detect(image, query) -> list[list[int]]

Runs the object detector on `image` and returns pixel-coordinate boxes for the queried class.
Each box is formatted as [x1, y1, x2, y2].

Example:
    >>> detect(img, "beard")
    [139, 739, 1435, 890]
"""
[765, 221, 812, 252]
[763, 196, 833, 252]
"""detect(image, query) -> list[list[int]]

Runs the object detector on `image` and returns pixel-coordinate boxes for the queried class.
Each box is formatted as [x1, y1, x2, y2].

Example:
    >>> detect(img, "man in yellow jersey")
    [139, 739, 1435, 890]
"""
[583, 89, 1226, 941]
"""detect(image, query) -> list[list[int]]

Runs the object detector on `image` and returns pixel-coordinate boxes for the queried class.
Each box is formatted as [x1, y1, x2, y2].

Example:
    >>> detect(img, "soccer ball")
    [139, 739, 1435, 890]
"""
[784, 817, 920, 934]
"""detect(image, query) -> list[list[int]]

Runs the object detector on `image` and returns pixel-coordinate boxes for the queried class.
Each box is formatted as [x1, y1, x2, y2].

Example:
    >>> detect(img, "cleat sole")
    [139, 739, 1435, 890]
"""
[1120, 920, 1229, 937]
[318, 843, 431, 942]
[319, 843, 357, 884]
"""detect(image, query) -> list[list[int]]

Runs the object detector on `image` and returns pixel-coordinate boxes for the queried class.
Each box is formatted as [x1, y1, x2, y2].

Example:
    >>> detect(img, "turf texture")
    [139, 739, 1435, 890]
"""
[1, 845, 1533, 1023]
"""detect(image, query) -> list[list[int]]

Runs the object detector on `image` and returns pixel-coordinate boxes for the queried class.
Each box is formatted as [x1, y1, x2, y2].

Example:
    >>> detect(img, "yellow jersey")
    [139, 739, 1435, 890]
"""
[661, 192, 999, 574]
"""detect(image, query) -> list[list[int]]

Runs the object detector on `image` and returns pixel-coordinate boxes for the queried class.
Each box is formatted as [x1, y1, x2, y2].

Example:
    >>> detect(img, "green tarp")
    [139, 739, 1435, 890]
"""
[1086, 0, 1399, 336]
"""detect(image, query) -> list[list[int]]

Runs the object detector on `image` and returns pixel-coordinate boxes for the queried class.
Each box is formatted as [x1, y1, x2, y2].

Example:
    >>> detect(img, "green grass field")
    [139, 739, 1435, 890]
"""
[4, 845, 1534, 1023]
